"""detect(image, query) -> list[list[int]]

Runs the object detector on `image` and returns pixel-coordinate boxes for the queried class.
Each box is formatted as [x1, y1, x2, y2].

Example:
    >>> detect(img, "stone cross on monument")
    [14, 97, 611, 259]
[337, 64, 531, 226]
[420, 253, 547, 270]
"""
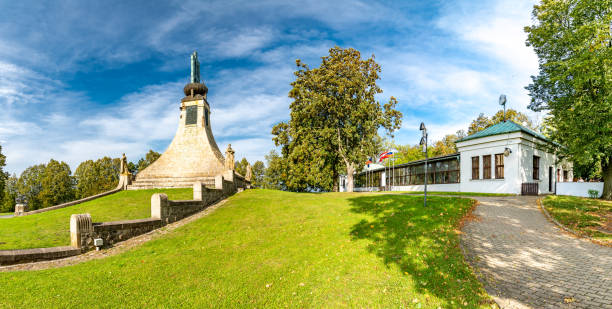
[190, 51, 200, 84]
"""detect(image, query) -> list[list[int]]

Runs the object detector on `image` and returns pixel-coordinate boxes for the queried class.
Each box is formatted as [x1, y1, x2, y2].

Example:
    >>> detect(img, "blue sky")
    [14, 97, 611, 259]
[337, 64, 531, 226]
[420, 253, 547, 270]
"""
[0, 0, 540, 174]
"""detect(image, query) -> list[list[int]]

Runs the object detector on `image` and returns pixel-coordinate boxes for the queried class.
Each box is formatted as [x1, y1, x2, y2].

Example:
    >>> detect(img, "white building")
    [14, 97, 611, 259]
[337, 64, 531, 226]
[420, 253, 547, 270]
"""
[344, 121, 575, 195]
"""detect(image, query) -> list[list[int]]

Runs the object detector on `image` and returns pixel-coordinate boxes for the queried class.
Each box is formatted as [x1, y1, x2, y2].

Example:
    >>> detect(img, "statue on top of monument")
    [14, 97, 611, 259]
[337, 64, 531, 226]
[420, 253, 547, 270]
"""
[190, 51, 200, 84]
[225, 144, 235, 171]
[120, 153, 130, 175]
[245, 163, 252, 181]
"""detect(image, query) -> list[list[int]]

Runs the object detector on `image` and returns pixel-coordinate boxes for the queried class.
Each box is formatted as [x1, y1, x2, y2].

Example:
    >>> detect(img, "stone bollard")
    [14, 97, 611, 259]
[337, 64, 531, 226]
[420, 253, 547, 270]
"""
[193, 181, 203, 201]
[70, 213, 93, 250]
[14, 203, 28, 216]
[215, 175, 224, 190]
[151, 193, 169, 223]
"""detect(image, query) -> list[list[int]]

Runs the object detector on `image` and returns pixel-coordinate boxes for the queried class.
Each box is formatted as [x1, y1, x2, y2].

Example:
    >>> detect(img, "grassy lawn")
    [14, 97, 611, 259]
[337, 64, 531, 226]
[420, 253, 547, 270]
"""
[0, 188, 192, 250]
[0, 190, 492, 308]
[387, 191, 515, 197]
[0, 213, 12, 216]
[542, 195, 611, 243]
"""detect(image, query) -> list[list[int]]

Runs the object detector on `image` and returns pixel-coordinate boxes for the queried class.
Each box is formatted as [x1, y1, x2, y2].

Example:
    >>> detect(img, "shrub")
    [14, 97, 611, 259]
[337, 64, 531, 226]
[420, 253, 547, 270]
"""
[587, 189, 599, 199]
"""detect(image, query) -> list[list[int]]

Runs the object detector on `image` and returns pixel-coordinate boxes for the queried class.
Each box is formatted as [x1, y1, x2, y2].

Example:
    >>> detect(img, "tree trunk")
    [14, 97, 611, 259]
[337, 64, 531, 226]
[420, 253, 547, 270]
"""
[602, 158, 612, 200]
[346, 163, 355, 192]
[332, 168, 339, 192]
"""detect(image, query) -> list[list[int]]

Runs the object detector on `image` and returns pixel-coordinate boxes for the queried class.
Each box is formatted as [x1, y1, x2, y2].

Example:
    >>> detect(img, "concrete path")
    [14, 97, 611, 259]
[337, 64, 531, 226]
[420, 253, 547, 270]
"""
[0, 214, 13, 219]
[461, 196, 612, 309]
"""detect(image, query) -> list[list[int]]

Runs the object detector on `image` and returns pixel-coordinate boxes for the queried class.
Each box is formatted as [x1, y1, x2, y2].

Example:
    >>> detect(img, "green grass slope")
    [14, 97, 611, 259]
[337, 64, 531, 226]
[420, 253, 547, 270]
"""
[0, 190, 491, 308]
[543, 195, 611, 242]
[0, 188, 192, 250]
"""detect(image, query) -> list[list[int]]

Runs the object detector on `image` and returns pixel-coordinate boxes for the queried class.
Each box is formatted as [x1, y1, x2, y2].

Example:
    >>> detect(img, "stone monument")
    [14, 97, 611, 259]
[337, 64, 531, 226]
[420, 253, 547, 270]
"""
[129, 51, 226, 189]
[225, 144, 235, 171]
[117, 153, 133, 189]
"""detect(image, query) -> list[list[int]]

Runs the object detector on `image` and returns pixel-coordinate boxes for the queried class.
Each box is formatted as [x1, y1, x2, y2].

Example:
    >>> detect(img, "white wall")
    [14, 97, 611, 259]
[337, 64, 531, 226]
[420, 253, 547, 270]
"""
[457, 133, 523, 194]
[557, 182, 604, 198]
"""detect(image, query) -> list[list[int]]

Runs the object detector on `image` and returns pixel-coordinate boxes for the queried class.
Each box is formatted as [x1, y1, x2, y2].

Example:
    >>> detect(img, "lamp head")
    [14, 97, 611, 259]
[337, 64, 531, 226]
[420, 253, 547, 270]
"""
[419, 122, 426, 131]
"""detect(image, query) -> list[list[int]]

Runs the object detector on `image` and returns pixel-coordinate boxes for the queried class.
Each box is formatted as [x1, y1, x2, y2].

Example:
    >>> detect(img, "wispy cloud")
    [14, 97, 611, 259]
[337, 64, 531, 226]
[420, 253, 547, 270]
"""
[0, 0, 542, 174]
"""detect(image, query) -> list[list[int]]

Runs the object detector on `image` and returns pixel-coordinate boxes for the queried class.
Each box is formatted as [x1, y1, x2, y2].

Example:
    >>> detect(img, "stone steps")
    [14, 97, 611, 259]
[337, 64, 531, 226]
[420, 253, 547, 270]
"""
[127, 176, 215, 190]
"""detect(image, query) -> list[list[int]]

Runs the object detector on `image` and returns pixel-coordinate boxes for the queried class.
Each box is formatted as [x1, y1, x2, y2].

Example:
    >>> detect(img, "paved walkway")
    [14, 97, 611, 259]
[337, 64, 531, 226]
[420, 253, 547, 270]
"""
[461, 196, 612, 309]
[0, 214, 12, 219]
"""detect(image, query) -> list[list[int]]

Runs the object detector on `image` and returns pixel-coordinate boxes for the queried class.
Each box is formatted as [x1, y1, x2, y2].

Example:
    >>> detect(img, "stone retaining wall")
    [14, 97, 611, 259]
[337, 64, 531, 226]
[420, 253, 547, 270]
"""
[93, 218, 163, 248]
[2, 172, 248, 266]
[18, 187, 122, 217]
[0, 246, 81, 265]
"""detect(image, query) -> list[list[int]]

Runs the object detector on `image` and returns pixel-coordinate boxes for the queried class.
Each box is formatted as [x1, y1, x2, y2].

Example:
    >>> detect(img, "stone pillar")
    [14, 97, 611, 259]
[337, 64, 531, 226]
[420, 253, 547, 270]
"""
[193, 181, 203, 201]
[70, 213, 93, 249]
[14, 203, 28, 216]
[215, 175, 224, 190]
[151, 193, 169, 222]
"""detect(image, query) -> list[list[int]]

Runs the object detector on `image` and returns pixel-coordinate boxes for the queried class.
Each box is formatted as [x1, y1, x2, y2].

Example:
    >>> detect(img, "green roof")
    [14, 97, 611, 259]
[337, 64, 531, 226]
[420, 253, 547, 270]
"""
[457, 120, 551, 143]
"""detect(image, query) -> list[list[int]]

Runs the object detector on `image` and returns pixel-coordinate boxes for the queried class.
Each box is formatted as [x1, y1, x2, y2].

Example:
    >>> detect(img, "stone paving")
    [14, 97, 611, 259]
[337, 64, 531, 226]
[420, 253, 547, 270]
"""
[461, 196, 612, 309]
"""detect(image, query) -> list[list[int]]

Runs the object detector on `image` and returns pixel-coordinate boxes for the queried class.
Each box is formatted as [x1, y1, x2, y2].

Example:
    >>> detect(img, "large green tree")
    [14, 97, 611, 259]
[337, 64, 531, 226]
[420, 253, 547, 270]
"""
[137, 150, 161, 172]
[1, 174, 18, 212]
[251, 160, 265, 188]
[17, 164, 46, 210]
[273, 46, 402, 192]
[467, 109, 536, 135]
[39, 159, 75, 208]
[525, 0, 612, 199]
[262, 150, 286, 190]
[0, 144, 6, 205]
[74, 156, 120, 199]
[234, 158, 250, 177]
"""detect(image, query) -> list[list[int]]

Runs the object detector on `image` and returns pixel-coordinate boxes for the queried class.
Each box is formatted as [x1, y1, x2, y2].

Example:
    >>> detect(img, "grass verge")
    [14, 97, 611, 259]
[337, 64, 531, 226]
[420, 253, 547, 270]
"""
[384, 191, 514, 197]
[0, 188, 191, 250]
[0, 189, 492, 308]
[542, 195, 611, 244]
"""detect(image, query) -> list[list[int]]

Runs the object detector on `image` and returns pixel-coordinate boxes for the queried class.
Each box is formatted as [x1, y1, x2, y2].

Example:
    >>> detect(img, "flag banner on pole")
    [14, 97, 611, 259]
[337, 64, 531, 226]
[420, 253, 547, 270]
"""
[378, 150, 395, 162]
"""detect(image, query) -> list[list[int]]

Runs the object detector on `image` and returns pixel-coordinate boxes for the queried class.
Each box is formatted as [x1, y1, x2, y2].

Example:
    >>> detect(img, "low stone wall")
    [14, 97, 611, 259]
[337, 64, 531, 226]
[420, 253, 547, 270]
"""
[18, 187, 122, 217]
[0, 246, 81, 266]
[3, 173, 247, 265]
[93, 218, 162, 248]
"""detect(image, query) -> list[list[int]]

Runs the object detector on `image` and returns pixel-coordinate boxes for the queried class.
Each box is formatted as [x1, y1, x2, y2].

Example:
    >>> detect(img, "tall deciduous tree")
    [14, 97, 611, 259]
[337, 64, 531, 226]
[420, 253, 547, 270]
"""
[1, 174, 18, 212]
[273, 46, 402, 192]
[74, 156, 120, 198]
[137, 150, 161, 172]
[0, 144, 6, 205]
[525, 0, 612, 199]
[263, 150, 287, 190]
[234, 158, 250, 176]
[252, 160, 265, 188]
[17, 164, 45, 210]
[39, 159, 75, 208]
[467, 109, 536, 135]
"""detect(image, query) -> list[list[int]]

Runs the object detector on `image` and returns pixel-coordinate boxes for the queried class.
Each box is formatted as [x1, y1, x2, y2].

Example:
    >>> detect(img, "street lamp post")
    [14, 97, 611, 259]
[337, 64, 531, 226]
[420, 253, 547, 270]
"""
[419, 122, 428, 207]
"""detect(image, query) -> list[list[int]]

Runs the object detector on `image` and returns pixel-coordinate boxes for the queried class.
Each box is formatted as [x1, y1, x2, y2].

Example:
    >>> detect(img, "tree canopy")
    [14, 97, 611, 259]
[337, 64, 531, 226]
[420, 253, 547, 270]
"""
[525, 0, 612, 199]
[273, 46, 402, 192]
[467, 109, 536, 135]
[137, 150, 161, 173]
[74, 157, 120, 199]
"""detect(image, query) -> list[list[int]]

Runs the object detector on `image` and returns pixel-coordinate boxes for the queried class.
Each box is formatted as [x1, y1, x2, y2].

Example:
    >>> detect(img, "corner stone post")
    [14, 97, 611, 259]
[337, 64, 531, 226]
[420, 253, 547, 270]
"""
[14, 203, 28, 216]
[151, 193, 169, 223]
[70, 213, 94, 250]
[193, 181, 203, 201]
[215, 175, 224, 190]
